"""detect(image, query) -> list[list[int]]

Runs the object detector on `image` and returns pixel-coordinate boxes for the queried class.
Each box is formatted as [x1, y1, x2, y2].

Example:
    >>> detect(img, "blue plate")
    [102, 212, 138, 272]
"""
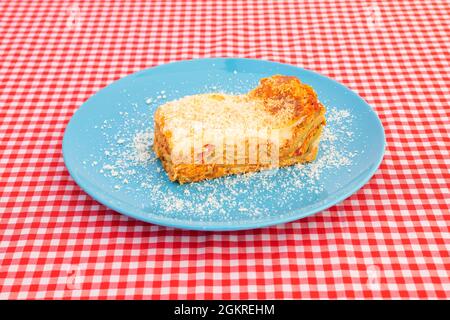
[63, 58, 385, 231]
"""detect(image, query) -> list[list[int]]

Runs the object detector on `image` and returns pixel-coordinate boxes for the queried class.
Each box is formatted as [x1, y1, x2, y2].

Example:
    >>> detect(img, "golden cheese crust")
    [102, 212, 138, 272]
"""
[249, 75, 322, 123]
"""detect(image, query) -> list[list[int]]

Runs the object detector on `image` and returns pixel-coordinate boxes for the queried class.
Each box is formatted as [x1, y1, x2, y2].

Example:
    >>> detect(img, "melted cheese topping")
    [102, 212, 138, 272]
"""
[157, 93, 295, 131]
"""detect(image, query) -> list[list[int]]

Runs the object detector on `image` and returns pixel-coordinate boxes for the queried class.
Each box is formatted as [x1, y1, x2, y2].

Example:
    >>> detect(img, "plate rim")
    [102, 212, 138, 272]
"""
[62, 57, 386, 231]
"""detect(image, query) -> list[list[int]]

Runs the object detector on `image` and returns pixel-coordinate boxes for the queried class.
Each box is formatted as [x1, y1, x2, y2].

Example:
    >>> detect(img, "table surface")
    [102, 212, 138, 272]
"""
[1, 0, 449, 299]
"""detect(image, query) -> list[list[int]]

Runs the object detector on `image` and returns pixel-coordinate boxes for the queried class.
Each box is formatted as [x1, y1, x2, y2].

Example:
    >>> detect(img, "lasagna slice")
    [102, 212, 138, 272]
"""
[153, 75, 326, 183]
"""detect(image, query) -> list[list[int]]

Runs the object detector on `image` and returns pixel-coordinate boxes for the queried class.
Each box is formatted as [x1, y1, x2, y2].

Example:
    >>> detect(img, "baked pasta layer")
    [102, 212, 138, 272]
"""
[153, 75, 326, 183]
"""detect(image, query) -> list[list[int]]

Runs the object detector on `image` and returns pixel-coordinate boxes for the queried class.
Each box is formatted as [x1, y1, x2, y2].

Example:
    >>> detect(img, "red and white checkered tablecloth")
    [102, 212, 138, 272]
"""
[0, 0, 449, 300]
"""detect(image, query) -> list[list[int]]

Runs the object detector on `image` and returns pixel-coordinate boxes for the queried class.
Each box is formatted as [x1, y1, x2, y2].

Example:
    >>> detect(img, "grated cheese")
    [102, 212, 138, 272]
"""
[85, 84, 357, 222]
